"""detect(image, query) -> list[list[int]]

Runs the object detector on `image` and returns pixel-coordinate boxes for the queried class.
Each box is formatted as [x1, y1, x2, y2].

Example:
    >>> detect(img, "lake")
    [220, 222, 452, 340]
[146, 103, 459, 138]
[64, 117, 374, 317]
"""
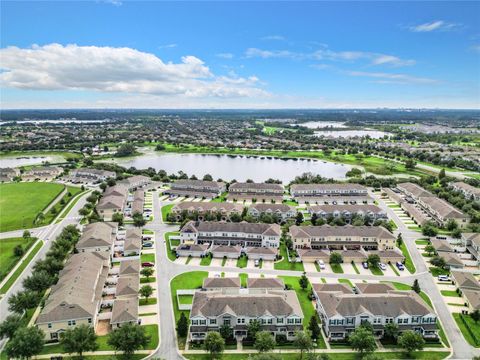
[299, 121, 347, 129]
[0, 155, 64, 167]
[109, 151, 352, 182]
[314, 130, 390, 139]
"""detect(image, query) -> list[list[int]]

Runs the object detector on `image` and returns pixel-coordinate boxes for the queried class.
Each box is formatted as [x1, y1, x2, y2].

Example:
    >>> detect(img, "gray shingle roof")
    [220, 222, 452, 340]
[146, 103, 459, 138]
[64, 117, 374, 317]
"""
[77, 222, 116, 249]
[203, 277, 241, 289]
[247, 278, 285, 289]
[111, 298, 138, 324]
[289, 224, 395, 240]
[181, 221, 281, 237]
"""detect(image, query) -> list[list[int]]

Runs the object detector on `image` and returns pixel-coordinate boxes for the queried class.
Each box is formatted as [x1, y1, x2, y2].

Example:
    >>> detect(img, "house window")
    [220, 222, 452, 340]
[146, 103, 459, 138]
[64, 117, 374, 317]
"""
[199, 320, 206, 325]
[237, 318, 246, 324]
[48, 323, 52, 329]
[88, 318, 92, 324]
[287, 318, 294, 324]
[267, 318, 273, 325]
[210, 319, 217, 325]
[295, 318, 301, 324]
[277, 318, 284, 324]
[192, 320, 198, 325]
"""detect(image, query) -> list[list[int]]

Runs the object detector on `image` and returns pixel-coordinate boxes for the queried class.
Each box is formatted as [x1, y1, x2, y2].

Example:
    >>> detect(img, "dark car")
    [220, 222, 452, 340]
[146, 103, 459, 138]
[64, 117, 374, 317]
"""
[142, 262, 154, 267]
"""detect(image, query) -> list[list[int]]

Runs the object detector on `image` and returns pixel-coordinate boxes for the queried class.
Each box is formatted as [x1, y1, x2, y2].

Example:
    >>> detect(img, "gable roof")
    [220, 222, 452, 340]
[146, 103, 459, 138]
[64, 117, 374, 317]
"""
[119, 259, 140, 276]
[451, 271, 480, 291]
[203, 277, 241, 289]
[312, 283, 353, 295]
[355, 283, 395, 294]
[247, 278, 285, 289]
[111, 298, 138, 324]
[181, 221, 281, 237]
[289, 224, 395, 240]
[77, 222, 116, 249]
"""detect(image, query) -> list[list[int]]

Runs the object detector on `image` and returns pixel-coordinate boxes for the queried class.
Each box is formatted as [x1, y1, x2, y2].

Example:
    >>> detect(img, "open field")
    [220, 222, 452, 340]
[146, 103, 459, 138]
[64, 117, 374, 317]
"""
[0, 236, 36, 282]
[0, 182, 65, 232]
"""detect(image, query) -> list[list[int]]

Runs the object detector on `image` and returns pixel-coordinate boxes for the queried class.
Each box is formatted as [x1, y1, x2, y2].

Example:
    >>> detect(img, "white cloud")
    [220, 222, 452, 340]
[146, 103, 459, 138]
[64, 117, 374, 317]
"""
[0, 43, 268, 98]
[216, 53, 234, 59]
[470, 44, 480, 53]
[409, 20, 460, 32]
[347, 71, 438, 85]
[245, 46, 415, 66]
[102, 0, 122, 6]
[159, 43, 177, 49]
[261, 35, 286, 41]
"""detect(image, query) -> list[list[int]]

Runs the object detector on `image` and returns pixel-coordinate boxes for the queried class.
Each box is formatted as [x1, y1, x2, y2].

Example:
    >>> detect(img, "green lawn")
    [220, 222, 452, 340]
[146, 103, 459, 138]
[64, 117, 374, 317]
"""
[200, 255, 212, 266]
[331, 263, 344, 273]
[139, 298, 157, 306]
[389, 263, 400, 276]
[39, 324, 158, 355]
[338, 278, 354, 288]
[0, 182, 65, 231]
[453, 313, 480, 347]
[0, 236, 36, 282]
[54, 189, 89, 223]
[43, 185, 83, 224]
[415, 239, 430, 246]
[140, 253, 155, 263]
[0, 240, 43, 294]
[274, 243, 304, 271]
[170, 271, 208, 349]
[183, 352, 450, 360]
[239, 273, 248, 288]
[430, 267, 450, 277]
[397, 240, 416, 274]
[178, 294, 194, 305]
[236, 254, 248, 268]
[161, 203, 174, 222]
[370, 266, 384, 276]
[165, 231, 179, 261]
[440, 290, 460, 297]
[278, 276, 327, 349]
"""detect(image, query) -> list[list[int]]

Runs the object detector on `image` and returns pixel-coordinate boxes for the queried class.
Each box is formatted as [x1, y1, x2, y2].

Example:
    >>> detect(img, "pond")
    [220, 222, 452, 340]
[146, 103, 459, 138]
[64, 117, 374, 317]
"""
[0, 154, 64, 167]
[314, 130, 390, 139]
[108, 151, 352, 182]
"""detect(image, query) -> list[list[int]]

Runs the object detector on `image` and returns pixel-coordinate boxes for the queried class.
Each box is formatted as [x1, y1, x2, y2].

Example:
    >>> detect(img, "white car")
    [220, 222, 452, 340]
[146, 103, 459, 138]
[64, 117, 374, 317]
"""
[379, 263, 387, 271]
[438, 275, 450, 282]
[318, 260, 326, 270]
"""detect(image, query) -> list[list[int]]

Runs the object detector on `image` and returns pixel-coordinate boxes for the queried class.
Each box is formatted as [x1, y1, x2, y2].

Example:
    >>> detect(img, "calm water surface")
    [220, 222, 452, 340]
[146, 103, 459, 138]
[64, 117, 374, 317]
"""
[314, 130, 390, 139]
[0, 155, 61, 167]
[111, 152, 351, 182]
[299, 121, 347, 129]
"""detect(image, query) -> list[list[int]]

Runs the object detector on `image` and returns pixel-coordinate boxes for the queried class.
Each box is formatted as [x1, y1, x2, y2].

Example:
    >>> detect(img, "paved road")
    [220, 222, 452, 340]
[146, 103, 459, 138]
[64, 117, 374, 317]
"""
[0, 191, 90, 349]
[0, 226, 48, 240]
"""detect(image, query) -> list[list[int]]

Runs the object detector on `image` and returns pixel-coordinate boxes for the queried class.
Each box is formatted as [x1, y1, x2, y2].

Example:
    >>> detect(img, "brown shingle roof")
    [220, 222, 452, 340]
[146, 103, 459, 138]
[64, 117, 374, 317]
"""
[203, 277, 241, 289]
[247, 278, 285, 289]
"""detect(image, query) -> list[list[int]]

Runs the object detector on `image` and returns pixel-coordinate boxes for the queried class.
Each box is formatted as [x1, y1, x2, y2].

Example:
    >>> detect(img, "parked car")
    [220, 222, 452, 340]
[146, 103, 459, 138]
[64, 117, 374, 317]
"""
[254, 259, 260, 267]
[379, 263, 387, 271]
[396, 261, 404, 271]
[142, 242, 153, 248]
[438, 275, 450, 282]
[142, 262, 154, 267]
[318, 260, 326, 270]
[362, 262, 369, 269]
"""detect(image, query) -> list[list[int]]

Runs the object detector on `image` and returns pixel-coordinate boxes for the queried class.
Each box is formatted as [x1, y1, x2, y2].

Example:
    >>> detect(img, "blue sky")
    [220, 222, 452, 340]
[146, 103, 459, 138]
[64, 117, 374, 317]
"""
[1, 1, 479, 109]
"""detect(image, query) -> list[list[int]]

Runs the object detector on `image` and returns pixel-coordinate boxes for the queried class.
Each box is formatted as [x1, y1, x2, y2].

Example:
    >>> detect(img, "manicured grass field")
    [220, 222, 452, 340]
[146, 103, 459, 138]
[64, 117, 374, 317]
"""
[178, 294, 194, 305]
[236, 254, 248, 268]
[140, 253, 155, 263]
[0, 240, 43, 294]
[331, 263, 344, 273]
[170, 271, 208, 349]
[0, 182, 65, 232]
[440, 290, 460, 297]
[274, 243, 304, 271]
[0, 236, 35, 281]
[453, 313, 480, 347]
[239, 273, 248, 288]
[161, 204, 174, 222]
[183, 351, 450, 360]
[397, 240, 416, 273]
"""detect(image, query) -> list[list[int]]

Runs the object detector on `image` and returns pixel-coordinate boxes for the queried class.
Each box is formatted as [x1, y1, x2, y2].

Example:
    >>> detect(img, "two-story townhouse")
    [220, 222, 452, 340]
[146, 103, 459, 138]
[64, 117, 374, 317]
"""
[228, 182, 284, 202]
[119, 175, 152, 190]
[189, 289, 303, 341]
[247, 203, 296, 221]
[23, 166, 63, 181]
[314, 288, 438, 341]
[417, 196, 469, 228]
[289, 224, 396, 251]
[36, 251, 110, 340]
[165, 179, 226, 199]
[171, 202, 244, 221]
[450, 182, 480, 201]
[180, 221, 281, 248]
[97, 184, 128, 221]
[308, 204, 387, 222]
[70, 168, 116, 184]
[460, 233, 480, 265]
[76, 222, 118, 256]
[290, 184, 368, 198]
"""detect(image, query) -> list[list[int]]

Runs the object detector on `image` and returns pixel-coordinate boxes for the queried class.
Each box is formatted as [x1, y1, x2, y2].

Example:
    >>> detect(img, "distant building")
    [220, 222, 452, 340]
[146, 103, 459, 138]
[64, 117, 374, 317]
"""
[248, 203, 296, 221]
[460, 233, 480, 266]
[450, 182, 480, 201]
[308, 204, 387, 222]
[165, 179, 226, 199]
[290, 183, 368, 198]
[228, 182, 284, 202]
[69, 168, 115, 184]
[97, 185, 128, 221]
[119, 175, 152, 189]
[23, 166, 62, 181]
[0, 167, 20, 182]
[171, 202, 243, 221]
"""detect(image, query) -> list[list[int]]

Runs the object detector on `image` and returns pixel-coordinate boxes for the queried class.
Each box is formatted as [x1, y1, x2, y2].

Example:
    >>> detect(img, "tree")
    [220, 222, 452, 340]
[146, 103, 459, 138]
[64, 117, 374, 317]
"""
[155, 144, 166, 151]
[5, 326, 44, 360]
[140, 267, 154, 280]
[430, 256, 446, 268]
[471, 309, 480, 323]
[23, 270, 53, 292]
[22, 230, 31, 239]
[311, 213, 318, 226]
[13, 245, 25, 257]
[8, 290, 41, 314]
[254, 331, 276, 353]
[397, 233, 403, 247]
[203, 174, 213, 181]
[60, 324, 98, 359]
[445, 219, 458, 231]
[422, 221, 438, 237]
[367, 254, 381, 268]
[424, 244, 435, 256]
[0, 314, 23, 339]
[107, 323, 149, 357]
[412, 279, 421, 294]
[293, 331, 313, 359]
[398, 330, 425, 355]
[132, 212, 146, 227]
[348, 327, 377, 354]
[203, 331, 225, 359]
[299, 272, 309, 290]
[139, 285, 153, 303]
[438, 168, 446, 179]
[247, 319, 261, 340]
[308, 316, 320, 340]
[219, 324, 233, 340]
[329, 252, 342, 264]
[404, 159, 417, 170]
[296, 212, 304, 225]
[112, 212, 124, 225]
[383, 322, 399, 341]
[115, 143, 136, 157]
[176, 313, 189, 337]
